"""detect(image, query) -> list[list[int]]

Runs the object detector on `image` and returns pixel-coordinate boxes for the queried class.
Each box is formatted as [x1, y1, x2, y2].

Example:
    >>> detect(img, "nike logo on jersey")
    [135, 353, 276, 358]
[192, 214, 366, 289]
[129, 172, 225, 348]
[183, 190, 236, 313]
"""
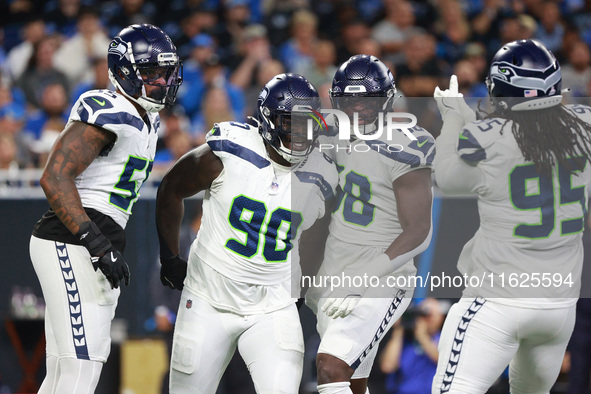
[417, 138, 429, 147]
[459, 131, 469, 140]
[80, 232, 89, 240]
[110, 252, 117, 262]
[92, 97, 106, 106]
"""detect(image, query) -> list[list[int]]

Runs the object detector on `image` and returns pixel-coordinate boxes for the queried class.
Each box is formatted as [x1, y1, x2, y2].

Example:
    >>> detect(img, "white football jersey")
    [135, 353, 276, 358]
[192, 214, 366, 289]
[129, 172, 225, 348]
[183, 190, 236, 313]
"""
[319, 126, 434, 277]
[188, 121, 338, 300]
[291, 148, 340, 283]
[451, 104, 591, 306]
[68, 90, 159, 229]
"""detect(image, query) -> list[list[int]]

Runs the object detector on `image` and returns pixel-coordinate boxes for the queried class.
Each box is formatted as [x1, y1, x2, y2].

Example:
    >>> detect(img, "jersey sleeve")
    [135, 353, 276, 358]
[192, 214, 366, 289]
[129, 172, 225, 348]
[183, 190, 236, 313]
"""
[294, 150, 339, 223]
[368, 125, 435, 181]
[404, 125, 436, 169]
[70, 90, 144, 139]
[456, 118, 504, 165]
[294, 150, 339, 203]
[206, 121, 271, 169]
[565, 104, 591, 124]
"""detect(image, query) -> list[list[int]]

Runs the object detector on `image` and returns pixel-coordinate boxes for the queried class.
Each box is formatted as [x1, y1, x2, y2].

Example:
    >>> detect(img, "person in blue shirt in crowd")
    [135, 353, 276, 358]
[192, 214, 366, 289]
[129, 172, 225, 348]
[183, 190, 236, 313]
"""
[379, 298, 446, 394]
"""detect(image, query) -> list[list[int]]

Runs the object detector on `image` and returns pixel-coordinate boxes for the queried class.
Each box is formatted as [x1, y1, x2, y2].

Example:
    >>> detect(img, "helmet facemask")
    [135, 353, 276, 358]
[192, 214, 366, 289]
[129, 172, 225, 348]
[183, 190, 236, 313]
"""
[135, 55, 183, 112]
[259, 104, 318, 164]
[329, 87, 395, 138]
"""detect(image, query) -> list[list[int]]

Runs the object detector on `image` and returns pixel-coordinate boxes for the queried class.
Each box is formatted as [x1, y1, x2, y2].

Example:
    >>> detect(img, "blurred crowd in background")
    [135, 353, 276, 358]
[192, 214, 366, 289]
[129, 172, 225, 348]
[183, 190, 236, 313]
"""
[3, 2, 591, 392]
[2, 0, 591, 176]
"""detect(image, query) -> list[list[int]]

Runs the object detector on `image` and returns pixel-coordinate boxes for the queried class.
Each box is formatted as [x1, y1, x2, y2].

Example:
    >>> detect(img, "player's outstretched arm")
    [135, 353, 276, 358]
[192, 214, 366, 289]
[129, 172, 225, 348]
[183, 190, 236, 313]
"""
[386, 168, 433, 263]
[156, 144, 222, 289]
[433, 75, 483, 195]
[432, 111, 484, 195]
[40, 121, 116, 235]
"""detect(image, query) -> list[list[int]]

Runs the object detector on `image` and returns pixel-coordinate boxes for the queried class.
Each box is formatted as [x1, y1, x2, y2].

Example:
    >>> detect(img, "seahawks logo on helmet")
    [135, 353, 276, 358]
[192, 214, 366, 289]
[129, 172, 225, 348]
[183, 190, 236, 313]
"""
[488, 64, 516, 83]
[108, 40, 127, 61]
[489, 61, 561, 96]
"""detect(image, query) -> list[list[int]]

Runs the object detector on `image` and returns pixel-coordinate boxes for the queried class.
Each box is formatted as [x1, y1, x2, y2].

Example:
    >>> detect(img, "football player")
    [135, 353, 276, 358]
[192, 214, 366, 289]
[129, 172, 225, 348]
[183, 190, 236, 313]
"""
[155, 73, 338, 393]
[30, 24, 182, 393]
[431, 39, 591, 393]
[306, 55, 435, 394]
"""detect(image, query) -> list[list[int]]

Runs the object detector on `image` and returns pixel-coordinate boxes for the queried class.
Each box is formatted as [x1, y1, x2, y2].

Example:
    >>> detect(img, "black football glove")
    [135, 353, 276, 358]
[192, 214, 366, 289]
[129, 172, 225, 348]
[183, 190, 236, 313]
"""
[77, 221, 130, 289]
[160, 255, 187, 290]
[91, 248, 130, 289]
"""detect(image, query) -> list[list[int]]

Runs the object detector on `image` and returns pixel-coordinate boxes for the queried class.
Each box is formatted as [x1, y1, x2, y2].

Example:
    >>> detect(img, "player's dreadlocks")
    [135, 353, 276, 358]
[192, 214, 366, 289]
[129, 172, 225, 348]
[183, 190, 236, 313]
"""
[484, 102, 591, 176]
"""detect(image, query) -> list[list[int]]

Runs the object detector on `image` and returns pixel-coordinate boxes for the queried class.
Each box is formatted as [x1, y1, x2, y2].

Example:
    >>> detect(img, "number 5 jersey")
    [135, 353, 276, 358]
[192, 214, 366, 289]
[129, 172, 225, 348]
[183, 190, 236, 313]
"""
[33, 89, 159, 249]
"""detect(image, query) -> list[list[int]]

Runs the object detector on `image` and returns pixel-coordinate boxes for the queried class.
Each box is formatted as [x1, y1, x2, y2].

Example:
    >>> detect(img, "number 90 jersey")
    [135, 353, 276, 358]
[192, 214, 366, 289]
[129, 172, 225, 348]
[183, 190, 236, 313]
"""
[455, 104, 591, 304]
[69, 90, 159, 229]
[191, 121, 338, 289]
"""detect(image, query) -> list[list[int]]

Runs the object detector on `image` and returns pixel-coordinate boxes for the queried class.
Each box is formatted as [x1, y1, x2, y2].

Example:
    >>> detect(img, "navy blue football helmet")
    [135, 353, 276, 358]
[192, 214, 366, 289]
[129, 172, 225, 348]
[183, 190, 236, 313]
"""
[256, 73, 320, 164]
[108, 24, 183, 112]
[487, 39, 562, 111]
[330, 55, 396, 134]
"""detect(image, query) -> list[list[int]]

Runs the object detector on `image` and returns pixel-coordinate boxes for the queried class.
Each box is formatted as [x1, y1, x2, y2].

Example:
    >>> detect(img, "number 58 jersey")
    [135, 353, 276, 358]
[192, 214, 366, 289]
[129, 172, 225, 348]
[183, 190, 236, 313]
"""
[190, 121, 338, 295]
[327, 126, 435, 248]
[69, 90, 159, 229]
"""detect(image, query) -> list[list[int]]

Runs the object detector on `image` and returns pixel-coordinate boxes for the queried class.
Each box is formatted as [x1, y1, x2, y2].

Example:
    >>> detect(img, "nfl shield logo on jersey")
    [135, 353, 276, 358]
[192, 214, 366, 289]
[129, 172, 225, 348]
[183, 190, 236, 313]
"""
[268, 181, 280, 195]
[186, 299, 192, 309]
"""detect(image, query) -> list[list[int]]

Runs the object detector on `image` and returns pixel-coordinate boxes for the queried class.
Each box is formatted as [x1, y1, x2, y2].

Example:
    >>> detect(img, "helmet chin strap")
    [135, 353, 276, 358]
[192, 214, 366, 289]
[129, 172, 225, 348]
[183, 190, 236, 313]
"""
[278, 150, 301, 164]
[137, 96, 165, 113]
[276, 140, 306, 164]
[270, 138, 307, 164]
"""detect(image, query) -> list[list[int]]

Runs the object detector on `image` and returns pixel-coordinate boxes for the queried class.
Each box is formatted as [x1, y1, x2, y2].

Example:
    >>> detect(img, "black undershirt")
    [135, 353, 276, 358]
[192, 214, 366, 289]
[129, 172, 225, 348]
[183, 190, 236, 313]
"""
[32, 207, 126, 252]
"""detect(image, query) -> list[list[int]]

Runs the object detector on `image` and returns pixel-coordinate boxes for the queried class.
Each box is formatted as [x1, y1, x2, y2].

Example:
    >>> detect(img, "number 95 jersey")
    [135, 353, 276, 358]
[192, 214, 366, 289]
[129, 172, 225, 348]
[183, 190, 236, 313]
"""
[69, 90, 159, 229]
[455, 104, 591, 303]
[190, 121, 338, 294]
